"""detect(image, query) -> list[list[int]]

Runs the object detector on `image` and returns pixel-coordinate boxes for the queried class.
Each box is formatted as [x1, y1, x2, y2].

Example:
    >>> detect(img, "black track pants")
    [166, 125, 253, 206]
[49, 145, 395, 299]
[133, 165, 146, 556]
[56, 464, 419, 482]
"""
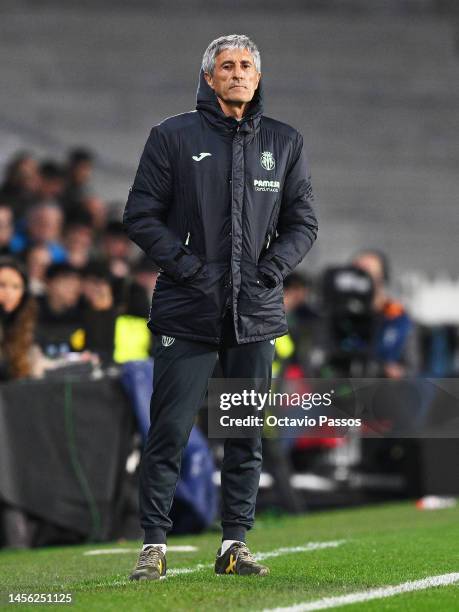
[139, 311, 275, 544]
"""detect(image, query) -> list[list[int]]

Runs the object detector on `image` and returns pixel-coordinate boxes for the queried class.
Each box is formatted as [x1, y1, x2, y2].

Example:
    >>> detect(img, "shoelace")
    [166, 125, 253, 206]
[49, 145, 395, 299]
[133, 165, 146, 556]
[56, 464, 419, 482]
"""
[233, 543, 256, 563]
[138, 546, 162, 568]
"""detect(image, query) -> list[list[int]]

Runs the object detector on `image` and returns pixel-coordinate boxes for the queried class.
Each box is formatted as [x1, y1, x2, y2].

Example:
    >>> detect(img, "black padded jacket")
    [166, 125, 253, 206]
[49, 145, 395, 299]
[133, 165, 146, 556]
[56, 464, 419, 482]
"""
[123, 68, 318, 344]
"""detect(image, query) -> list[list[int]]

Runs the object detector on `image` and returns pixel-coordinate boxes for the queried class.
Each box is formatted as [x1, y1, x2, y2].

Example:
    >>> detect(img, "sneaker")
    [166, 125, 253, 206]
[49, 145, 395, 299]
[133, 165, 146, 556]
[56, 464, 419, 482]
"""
[129, 545, 167, 581]
[214, 542, 269, 576]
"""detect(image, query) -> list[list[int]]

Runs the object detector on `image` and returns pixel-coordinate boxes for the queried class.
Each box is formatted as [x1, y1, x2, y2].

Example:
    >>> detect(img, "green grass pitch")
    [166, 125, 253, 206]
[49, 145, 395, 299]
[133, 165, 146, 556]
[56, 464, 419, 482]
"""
[1, 501, 458, 611]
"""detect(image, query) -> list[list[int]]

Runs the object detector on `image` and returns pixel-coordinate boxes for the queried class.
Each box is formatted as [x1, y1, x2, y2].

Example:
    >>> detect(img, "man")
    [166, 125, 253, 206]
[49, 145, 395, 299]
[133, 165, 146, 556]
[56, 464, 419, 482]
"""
[63, 211, 94, 270]
[11, 201, 67, 264]
[35, 263, 83, 357]
[61, 147, 94, 213]
[37, 160, 65, 201]
[123, 34, 318, 580]
[352, 249, 413, 378]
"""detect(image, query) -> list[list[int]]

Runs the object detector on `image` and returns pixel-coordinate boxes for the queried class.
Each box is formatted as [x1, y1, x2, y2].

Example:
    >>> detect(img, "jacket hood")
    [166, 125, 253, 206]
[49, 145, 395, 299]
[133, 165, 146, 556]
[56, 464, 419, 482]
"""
[195, 67, 263, 134]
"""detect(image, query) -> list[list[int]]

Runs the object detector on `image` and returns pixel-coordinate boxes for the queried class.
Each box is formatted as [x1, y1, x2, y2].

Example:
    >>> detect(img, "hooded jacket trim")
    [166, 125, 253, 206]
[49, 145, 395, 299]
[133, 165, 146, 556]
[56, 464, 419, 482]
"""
[195, 68, 263, 135]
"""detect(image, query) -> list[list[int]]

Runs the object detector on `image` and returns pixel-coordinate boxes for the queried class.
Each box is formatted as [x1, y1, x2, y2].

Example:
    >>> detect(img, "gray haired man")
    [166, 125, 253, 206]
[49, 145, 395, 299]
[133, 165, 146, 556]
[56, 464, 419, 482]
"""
[125, 34, 318, 580]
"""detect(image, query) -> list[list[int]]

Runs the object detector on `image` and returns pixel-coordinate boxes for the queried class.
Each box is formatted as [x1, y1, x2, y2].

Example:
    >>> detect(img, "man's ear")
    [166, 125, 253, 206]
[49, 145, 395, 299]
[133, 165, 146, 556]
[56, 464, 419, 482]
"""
[204, 72, 214, 90]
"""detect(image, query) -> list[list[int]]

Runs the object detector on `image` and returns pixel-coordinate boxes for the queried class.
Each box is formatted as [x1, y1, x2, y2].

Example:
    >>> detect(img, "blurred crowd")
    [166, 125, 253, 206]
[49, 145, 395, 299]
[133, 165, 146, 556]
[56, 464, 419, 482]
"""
[1, 147, 458, 548]
[0, 149, 158, 381]
[0, 149, 457, 384]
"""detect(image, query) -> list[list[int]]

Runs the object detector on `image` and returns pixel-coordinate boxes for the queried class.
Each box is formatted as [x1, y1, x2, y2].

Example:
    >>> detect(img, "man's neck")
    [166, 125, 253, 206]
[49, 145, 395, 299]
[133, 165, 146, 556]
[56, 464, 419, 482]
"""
[216, 96, 248, 120]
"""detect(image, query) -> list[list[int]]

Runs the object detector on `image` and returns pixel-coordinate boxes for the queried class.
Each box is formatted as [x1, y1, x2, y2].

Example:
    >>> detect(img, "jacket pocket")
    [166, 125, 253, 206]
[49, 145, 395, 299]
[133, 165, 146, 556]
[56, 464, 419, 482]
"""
[239, 260, 283, 305]
[260, 196, 281, 258]
[237, 296, 286, 338]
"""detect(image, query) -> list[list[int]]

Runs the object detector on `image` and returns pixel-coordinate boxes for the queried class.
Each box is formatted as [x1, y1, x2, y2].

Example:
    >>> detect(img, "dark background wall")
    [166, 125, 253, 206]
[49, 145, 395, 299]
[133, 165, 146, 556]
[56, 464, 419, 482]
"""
[1, 1, 458, 275]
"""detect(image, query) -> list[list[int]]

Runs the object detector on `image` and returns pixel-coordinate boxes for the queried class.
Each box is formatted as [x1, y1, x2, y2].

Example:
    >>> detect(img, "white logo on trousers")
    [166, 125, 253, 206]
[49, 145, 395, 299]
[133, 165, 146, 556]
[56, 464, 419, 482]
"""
[162, 336, 175, 347]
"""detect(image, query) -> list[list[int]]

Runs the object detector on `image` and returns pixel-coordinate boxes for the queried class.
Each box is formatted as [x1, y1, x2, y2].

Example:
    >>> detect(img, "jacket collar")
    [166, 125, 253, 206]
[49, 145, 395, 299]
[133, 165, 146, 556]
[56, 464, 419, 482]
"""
[195, 68, 263, 135]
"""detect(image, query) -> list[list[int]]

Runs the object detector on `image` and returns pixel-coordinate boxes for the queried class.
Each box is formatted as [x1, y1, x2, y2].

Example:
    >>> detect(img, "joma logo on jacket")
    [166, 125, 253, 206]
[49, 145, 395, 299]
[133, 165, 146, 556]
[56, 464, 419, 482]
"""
[123, 68, 318, 345]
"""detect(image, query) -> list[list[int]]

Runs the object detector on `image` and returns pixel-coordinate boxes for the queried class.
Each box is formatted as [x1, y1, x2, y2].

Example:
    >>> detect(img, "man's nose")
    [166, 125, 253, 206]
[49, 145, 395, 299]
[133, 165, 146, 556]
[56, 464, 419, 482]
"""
[233, 64, 244, 79]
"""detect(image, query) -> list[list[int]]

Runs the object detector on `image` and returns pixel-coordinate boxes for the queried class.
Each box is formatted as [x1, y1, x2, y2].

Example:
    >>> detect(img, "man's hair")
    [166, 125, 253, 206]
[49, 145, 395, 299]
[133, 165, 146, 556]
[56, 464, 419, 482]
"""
[27, 201, 62, 219]
[68, 147, 94, 166]
[45, 262, 80, 281]
[40, 160, 64, 180]
[284, 272, 311, 291]
[202, 34, 261, 75]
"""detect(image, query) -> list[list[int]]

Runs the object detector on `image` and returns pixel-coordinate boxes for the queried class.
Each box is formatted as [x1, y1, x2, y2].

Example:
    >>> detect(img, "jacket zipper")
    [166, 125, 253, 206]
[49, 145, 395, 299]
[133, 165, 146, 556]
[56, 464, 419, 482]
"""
[226, 123, 240, 330]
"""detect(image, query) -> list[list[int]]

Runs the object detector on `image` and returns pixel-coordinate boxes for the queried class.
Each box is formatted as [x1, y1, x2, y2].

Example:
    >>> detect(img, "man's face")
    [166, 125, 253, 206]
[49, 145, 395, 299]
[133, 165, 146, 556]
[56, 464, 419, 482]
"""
[27, 245, 51, 281]
[40, 176, 65, 200]
[28, 205, 63, 243]
[352, 254, 384, 289]
[205, 48, 260, 105]
[17, 157, 40, 194]
[47, 274, 81, 309]
[72, 161, 92, 184]
[103, 234, 131, 260]
[65, 225, 93, 252]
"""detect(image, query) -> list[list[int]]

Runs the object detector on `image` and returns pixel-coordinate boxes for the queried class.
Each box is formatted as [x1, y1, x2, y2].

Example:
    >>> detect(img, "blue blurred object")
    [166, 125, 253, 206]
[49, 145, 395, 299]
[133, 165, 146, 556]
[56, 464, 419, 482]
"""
[120, 359, 217, 533]
[10, 232, 68, 264]
[120, 359, 154, 436]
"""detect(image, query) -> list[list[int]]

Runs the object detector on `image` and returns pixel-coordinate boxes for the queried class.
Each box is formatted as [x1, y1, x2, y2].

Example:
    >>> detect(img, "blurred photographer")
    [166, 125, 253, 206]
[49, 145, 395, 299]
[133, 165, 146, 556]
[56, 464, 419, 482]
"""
[352, 249, 413, 379]
[321, 250, 414, 378]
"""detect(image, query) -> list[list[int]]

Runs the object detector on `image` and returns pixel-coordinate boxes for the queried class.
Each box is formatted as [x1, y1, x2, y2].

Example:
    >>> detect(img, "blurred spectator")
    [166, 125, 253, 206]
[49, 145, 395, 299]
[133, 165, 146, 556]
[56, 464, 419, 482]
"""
[24, 244, 52, 297]
[101, 220, 131, 263]
[37, 160, 65, 201]
[352, 249, 413, 378]
[11, 201, 67, 264]
[0, 258, 39, 380]
[35, 263, 84, 357]
[132, 256, 159, 300]
[63, 211, 94, 269]
[0, 204, 14, 255]
[0, 152, 40, 219]
[284, 272, 317, 323]
[61, 148, 94, 212]
[99, 221, 133, 302]
[83, 195, 108, 231]
[113, 257, 159, 363]
[272, 273, 319, 378]
[81, 262, 117, 364]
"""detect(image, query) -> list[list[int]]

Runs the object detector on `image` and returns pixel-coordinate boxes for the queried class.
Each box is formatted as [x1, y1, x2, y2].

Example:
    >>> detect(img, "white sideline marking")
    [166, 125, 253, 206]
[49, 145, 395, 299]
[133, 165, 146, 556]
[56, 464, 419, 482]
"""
[168, 541, 346, 576]
[84, 545, 197, 556]
[262, 572, 459, 612]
